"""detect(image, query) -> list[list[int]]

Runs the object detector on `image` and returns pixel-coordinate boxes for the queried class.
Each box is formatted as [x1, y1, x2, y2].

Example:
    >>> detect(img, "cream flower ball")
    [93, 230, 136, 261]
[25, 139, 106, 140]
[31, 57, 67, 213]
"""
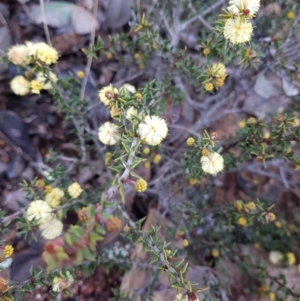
[200, 152, 224, 175]
[98, 122, 121, 145]
[52, 271, 74, 292]
[138, 115, 168, 146]
[224, 17, 253, 44]
[228, 0, 260, 17]
[68, 182, 83, 199]
[7, 44, 30, 65]
[39, 217, 63, 240]
[210, 62, 227, 79]
[45, 188, 64, 208]
[36, 71, 58, 90]
[26, 200, 52, 223]
[269, 251, 283, 265]
[98, 84, 119, 106]
[126, 106, 144, 121]
[10, 75, 31, 96]
[29, 42, 59, 65]
[120, 83, 136, 94]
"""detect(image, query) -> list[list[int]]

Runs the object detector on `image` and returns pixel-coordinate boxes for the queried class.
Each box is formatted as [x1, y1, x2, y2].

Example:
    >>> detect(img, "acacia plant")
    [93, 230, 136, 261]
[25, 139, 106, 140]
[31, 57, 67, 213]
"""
[1, 0, 300, 300]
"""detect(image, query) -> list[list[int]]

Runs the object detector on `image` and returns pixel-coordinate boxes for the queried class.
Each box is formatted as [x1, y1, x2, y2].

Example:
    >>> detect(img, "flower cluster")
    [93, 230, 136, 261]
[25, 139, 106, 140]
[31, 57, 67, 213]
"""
[97, 84, 168, 146]
[10, 71, 58, 96]
[7, 42, 59, 66]
[223, 0, 260, 44]
[204, 62, 227, 91]
[7, 42, 59, 96]
[26, 200, 63, 240]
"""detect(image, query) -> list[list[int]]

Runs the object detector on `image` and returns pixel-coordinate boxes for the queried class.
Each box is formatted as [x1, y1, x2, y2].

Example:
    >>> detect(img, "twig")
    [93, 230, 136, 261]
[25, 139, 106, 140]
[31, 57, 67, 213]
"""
[39, 0, 52, 46]
[80, 0, 99, 100]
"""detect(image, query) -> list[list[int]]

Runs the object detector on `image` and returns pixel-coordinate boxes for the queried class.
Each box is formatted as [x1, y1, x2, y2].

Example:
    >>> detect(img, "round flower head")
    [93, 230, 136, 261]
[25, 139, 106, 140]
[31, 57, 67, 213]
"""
[10, 75, 30, 96]
[120, 83, 136, 94]
[3, 245, 14, 258]
[30, 79, 43, 94]
[138, 115, 168, 146]
[269, 251, 283, 265]
[126, 106, 144, 121]
[224, 17, 253, 44]
[45, 188, 64, 208]
[98, 84, 119, 106]
[7, 44, 29, 65]
[26, 200, 52, 224]
[228, 0, 260, 17]
[36, 71, 58, 90]
[210, 62, 227, 80]
[29, 42, 59, 65]
[40, 217, 63, 240]
[52, 271, 74, 292]
[200, 152, 224, 175]
[135, 178, 147, 192]
[98, 122, 121, 145]
[68, 182, 83, 199]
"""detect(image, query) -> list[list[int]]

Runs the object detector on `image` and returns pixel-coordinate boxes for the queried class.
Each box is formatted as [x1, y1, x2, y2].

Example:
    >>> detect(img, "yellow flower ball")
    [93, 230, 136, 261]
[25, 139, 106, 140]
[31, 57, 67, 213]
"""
[267, 212, 276, 222]
[234, 200, 244, 212]
[215, 77, 225, 88]
[201, 148, 210, 157]
[143, 147, 151, 155]
[274, 221, 282, 228]
[68, 182, 83, 199]
[3, 245, 14, 258]
[204, 82, 214, 92]
[182, 239, 189, 247]
[135, 178, 148, 192]
[211, 249, 219, 258]
[268, 292, 276, 301]
[78, 207, 89, 223]
[244, 201, 256, 212]
[153, 154, 162, 164]
[211, 62, 227, 80]
[203, 48, 210, 56]
[144, 161, 151, 168]
[186, 137, 195, 146]
[287, 252, 296, 265]
[238, 120, 246, 128]
[29, 42, 59, 65]
[76, 70, 85, 79]
[189, 178, 197, 186]
[30, 79, 43, 94]
[238, 217, 247, 226]
[45, 188, 64, 208]
[286, 11, 295, 20]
